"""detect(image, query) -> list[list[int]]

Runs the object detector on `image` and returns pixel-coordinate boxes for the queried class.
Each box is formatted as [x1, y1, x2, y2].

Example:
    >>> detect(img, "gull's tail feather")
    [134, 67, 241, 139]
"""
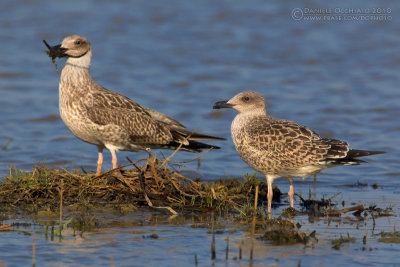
[154, 140, 220, 153]
[323, 149, 385, 166]
[173, 128, 226, 141]
[346, 149, 386, 158]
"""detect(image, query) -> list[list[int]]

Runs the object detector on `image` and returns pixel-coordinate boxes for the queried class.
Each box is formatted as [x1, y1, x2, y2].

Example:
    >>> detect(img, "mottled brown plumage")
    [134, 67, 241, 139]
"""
[46, 35, 225, 175]
[233, 116, 353, 178]
[213, 91, 385, 214]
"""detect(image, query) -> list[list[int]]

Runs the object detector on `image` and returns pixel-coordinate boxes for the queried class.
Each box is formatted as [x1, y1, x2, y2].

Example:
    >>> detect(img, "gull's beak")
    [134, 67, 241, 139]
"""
[43, 40, 68, 59]
[213, 100, 235, 109]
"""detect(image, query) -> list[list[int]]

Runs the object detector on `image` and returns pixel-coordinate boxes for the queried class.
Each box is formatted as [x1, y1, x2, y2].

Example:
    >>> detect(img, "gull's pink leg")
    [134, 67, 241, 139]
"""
[265, 175, 275, 218]
[110, 149, 118, 169]
[288, 178, 294, 208]
[96, 146, 104, 176]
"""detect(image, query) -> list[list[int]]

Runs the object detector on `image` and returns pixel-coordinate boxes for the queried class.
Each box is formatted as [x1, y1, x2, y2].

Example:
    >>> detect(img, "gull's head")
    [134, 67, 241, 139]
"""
[213, 91, 266, 114]
[45, 35, 91, 59]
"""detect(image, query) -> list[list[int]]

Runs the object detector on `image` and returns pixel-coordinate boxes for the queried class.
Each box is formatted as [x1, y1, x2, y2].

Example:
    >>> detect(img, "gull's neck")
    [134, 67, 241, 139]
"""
[232, 108, 267, 130]
[60, 50, 93, 86]
[238, 107, 267, 117]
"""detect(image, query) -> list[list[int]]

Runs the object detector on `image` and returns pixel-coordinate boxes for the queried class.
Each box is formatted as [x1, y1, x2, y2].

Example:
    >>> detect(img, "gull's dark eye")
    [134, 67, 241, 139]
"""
[242, 96, 250, 102]
[75, 40, 82, 46]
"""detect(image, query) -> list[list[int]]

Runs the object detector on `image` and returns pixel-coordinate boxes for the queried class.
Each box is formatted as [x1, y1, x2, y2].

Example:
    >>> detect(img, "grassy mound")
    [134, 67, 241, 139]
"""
[0, 154, 281, 214]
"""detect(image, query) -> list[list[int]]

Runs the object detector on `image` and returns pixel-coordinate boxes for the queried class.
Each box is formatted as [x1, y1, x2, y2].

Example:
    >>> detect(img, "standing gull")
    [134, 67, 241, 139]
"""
[213, 91, 385, 215]
[44, 35, 225, 175]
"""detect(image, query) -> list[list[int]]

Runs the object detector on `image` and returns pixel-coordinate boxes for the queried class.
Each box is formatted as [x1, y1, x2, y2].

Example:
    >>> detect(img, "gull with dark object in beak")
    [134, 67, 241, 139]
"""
[43, 35, 225, 176]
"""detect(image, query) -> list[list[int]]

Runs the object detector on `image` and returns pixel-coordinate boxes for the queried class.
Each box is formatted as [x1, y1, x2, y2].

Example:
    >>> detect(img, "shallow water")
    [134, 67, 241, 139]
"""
[0, 0, 399, 266]
[2, 186, 400, 267]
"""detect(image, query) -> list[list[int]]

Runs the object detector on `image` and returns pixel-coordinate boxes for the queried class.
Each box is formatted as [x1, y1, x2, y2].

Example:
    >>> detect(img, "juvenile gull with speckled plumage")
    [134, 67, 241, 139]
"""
[213, 91, 385, 215]
[44, 35, 225, 175]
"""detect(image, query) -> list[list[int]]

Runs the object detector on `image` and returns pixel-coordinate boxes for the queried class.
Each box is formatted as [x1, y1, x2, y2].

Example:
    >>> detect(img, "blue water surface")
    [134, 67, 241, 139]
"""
[0, 0, 399, 266]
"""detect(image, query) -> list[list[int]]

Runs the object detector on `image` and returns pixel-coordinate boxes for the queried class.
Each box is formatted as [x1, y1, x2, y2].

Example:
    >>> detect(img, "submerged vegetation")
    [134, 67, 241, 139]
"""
[260, 218, 317, 245]
[331, 233, 355, 250]
[378, 231, 400, 243]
